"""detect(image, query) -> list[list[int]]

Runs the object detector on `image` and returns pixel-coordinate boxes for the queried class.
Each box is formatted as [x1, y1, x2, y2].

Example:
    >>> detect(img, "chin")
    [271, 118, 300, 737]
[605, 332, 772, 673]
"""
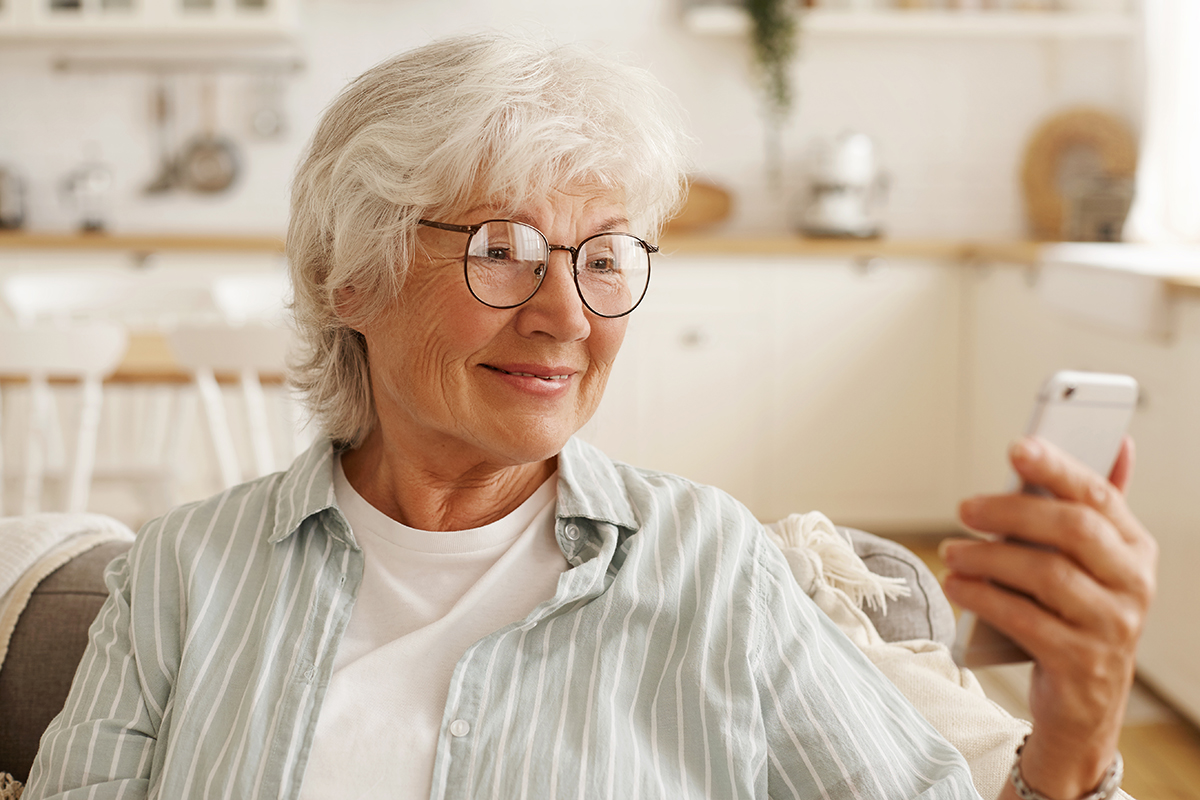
[489, 417, 579, 465]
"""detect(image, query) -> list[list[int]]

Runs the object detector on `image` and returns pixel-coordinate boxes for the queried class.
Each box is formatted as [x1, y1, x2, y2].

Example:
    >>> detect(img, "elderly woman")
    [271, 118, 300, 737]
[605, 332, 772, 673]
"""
[27, 34, 1155, 800]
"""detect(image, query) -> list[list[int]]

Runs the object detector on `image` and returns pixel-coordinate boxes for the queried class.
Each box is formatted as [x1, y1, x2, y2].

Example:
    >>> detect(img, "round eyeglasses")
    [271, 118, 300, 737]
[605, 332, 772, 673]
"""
[418, 219, 656, 318]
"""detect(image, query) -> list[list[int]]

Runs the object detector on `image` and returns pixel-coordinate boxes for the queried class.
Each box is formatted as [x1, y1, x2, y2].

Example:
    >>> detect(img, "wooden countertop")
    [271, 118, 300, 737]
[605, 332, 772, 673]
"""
[0, 230, 1031, 261]
[0, 332, 284, 386]
[658, 233, 1044, 264]
[0, 231, 285, 253]
[1168, 274, 1200, 299]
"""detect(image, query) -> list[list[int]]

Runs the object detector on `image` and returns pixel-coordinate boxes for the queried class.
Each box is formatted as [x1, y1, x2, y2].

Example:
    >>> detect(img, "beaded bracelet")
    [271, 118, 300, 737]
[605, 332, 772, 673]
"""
[1010, 735, 1124, 800]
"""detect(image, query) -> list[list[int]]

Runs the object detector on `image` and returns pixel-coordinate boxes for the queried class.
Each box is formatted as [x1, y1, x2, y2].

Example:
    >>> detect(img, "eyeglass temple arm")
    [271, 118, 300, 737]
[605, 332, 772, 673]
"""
[420, 218, 660, 253]
[417, 219, 480, 234]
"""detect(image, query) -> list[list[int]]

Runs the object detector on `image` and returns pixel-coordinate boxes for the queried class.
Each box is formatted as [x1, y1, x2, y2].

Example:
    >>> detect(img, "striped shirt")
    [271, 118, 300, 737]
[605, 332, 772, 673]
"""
[27, 437, 981, 800]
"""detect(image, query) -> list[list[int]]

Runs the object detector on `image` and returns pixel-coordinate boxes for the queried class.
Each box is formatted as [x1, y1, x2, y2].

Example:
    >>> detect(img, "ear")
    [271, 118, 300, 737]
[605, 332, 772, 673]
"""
[333, 285, 365, 332]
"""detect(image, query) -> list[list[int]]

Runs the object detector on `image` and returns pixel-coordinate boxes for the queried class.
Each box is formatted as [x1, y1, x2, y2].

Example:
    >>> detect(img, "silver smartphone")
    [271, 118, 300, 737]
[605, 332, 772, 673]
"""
[950, 370, 1139, 668]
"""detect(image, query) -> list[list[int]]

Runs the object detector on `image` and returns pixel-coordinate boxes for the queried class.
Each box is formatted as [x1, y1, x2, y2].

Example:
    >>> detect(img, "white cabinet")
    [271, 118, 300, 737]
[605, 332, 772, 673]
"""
[763, 257, 962, 529]
[963, 263, 1200, 727]
[580, 254, 963, 530]
[579, 260, 774, 512]
[0, 0, 298, 40]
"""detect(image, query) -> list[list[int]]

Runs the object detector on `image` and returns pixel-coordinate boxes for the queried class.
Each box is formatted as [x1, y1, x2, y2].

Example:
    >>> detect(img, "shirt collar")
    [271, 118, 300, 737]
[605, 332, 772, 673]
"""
[268, 439, 348, 546]
[554, 437, 640, 532]
[268, 436, 641, 547]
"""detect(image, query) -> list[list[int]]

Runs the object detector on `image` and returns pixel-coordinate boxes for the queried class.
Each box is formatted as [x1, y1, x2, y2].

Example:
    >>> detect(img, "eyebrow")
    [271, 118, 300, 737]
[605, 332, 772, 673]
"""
[592, 215, 631, 234]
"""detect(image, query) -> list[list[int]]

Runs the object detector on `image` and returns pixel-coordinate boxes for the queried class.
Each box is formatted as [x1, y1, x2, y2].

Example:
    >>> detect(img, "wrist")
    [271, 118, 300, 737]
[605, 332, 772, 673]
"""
[1011, 735, 1123, 800]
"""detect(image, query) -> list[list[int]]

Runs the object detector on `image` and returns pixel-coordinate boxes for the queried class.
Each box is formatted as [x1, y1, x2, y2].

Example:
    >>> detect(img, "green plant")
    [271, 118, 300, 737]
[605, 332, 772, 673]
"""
[745, 0, 798, 124]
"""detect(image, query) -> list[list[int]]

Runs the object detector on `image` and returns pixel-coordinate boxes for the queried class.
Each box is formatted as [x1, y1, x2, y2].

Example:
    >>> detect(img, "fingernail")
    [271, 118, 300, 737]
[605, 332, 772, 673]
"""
[1012, 437, 1041, 462]
[959, 497, 979, 525]
[937, 538, 957, 563]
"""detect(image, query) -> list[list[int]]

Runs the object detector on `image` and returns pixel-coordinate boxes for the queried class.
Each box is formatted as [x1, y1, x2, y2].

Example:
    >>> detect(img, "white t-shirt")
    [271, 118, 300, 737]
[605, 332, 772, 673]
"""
[298, 458, 567, 800]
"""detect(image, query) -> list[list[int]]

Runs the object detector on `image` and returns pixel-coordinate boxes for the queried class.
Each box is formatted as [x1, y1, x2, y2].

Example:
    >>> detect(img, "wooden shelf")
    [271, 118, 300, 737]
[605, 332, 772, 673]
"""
[0, 229, 1049, 265]
[659, 233, 1042, 264]
[0, 0, 299, 42]
[0, 231, 285, 254]
[9, 231, 1193, 301]
[684, 6, 1137, 39]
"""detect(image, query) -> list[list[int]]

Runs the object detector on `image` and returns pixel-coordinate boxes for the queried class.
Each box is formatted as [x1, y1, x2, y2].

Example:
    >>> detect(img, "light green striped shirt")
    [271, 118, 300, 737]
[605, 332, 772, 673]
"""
[27, 437, 980, 800]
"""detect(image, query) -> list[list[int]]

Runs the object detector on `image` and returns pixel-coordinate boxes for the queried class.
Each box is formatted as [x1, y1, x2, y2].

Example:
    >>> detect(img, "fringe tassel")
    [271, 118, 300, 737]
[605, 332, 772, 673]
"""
[766, 511, 910, 613]
[0, 773, 23, 800]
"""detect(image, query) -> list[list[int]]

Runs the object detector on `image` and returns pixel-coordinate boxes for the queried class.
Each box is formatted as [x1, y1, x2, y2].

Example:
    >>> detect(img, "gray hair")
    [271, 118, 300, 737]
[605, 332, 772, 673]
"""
[287, 33, 692, 448]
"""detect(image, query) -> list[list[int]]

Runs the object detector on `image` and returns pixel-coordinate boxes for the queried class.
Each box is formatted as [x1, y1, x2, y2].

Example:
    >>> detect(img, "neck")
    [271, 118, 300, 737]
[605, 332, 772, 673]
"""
[339, 431, 556, 532]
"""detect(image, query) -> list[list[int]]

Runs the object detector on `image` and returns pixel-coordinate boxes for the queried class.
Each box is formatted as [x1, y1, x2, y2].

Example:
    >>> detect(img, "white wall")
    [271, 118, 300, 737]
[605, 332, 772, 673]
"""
[0, 0, 1141, 239]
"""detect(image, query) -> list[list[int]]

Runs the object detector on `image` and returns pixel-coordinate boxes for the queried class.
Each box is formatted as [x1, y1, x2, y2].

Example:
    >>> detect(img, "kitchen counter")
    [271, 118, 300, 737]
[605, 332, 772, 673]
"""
[658, 233, 1044, 265]
[0, 231, 284, 254]
[0, 229, 1040, 262]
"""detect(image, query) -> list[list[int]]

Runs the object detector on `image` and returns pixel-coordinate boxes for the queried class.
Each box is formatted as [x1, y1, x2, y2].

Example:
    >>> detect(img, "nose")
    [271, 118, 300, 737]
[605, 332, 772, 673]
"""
[515, 248, 590, 342]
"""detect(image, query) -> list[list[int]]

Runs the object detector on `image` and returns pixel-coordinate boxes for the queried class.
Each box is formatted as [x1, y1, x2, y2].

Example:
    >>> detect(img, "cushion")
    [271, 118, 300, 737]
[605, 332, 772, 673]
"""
[843, 528, 956, 648]
[0, 540, 133, 783]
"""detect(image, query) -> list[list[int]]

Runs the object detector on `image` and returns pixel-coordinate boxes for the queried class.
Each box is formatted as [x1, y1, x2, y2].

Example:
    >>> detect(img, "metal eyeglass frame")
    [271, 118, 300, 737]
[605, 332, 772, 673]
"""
[418, 218, 657, 319]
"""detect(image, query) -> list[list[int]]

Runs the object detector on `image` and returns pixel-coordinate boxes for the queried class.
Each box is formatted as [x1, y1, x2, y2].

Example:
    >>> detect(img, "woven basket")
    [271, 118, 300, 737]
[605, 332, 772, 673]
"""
[1020, 107, 1138, 241]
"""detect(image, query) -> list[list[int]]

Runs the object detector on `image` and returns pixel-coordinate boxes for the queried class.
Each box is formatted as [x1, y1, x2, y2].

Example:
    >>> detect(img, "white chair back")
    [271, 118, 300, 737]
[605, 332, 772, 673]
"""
[165, 324, 303, 490]
[0, 321, 128, 515]
[2, 268, 140, 325]
[168, 323, 290, 373]
[211, 270, 292, 325]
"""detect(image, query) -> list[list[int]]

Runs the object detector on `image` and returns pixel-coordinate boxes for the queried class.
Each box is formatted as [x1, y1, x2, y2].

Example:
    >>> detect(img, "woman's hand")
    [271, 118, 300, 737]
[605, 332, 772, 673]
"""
[941, 436, 1158, 800]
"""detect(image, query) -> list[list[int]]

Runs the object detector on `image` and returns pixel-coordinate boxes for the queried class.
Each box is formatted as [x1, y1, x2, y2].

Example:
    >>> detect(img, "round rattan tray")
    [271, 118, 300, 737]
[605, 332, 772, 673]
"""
[1021, 107, 1137, 240]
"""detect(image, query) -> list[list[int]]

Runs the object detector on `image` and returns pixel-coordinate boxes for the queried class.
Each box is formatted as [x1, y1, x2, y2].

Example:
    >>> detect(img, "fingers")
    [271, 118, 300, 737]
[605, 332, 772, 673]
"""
[1011, 436, 1114, 511]
[941, 570, 1085, 662]
[957, 493, 1146, 595]
[945, 433, 1158, 795]
[946, 432, 1158, 663]
[940, 537, 1140, 642]
[1000, 436, 1150, 551]
[1108, 436, 1135, 493]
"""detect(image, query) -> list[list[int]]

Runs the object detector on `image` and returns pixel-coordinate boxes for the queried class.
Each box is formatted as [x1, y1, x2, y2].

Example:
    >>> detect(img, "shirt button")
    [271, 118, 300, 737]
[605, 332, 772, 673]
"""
[449, 719, 471, 738]
[564, 523, 581, 541]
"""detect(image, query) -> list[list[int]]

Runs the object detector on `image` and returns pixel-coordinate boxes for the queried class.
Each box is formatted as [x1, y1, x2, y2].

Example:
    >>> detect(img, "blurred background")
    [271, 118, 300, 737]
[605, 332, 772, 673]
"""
[0, 0, 1197, 792]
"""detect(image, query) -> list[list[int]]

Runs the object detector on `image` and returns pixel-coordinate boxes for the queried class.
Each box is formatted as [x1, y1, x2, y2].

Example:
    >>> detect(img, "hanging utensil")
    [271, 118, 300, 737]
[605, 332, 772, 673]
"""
[143, 79, 178, 194]
[249, 71, 287, 140]
[178, 78, 240, 194]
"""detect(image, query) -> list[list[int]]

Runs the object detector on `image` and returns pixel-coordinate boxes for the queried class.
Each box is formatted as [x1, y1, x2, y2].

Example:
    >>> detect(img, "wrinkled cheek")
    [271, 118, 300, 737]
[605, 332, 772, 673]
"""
[575, 365, 614, 426]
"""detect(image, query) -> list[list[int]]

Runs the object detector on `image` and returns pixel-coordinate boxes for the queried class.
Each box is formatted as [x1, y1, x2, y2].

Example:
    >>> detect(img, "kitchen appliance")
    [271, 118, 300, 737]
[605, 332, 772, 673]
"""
[61, 157, 113, 232]
[797, 131, 887, 239]
[0, 165, 26, 229]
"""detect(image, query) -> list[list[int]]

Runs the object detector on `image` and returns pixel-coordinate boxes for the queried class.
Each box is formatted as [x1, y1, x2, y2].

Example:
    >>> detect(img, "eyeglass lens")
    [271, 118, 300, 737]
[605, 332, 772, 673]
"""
[465, 221, 650, 317]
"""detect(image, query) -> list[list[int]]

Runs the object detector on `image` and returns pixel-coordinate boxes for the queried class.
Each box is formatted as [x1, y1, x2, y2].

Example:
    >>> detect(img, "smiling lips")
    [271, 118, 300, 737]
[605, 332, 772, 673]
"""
[483, 364, 573, 382]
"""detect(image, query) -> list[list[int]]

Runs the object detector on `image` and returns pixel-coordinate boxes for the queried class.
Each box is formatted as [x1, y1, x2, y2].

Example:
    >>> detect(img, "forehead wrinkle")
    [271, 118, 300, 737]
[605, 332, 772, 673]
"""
[453, 203, 629, 240]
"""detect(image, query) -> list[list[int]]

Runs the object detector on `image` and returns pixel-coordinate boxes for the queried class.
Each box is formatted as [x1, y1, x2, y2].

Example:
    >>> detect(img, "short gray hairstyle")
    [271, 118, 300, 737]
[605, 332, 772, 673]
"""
[287, 33, 692, 448]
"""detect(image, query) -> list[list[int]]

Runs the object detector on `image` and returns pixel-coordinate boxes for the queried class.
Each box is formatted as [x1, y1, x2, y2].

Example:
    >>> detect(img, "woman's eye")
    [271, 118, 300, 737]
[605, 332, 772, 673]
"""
[586, 257, 617, 273]
[486, 246, 513, 260]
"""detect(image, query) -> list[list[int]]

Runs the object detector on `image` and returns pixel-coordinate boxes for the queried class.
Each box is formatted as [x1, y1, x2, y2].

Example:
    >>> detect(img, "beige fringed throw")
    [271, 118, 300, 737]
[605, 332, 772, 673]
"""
[0, 772, 23, 799]
[766, 511, 1031, 800]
